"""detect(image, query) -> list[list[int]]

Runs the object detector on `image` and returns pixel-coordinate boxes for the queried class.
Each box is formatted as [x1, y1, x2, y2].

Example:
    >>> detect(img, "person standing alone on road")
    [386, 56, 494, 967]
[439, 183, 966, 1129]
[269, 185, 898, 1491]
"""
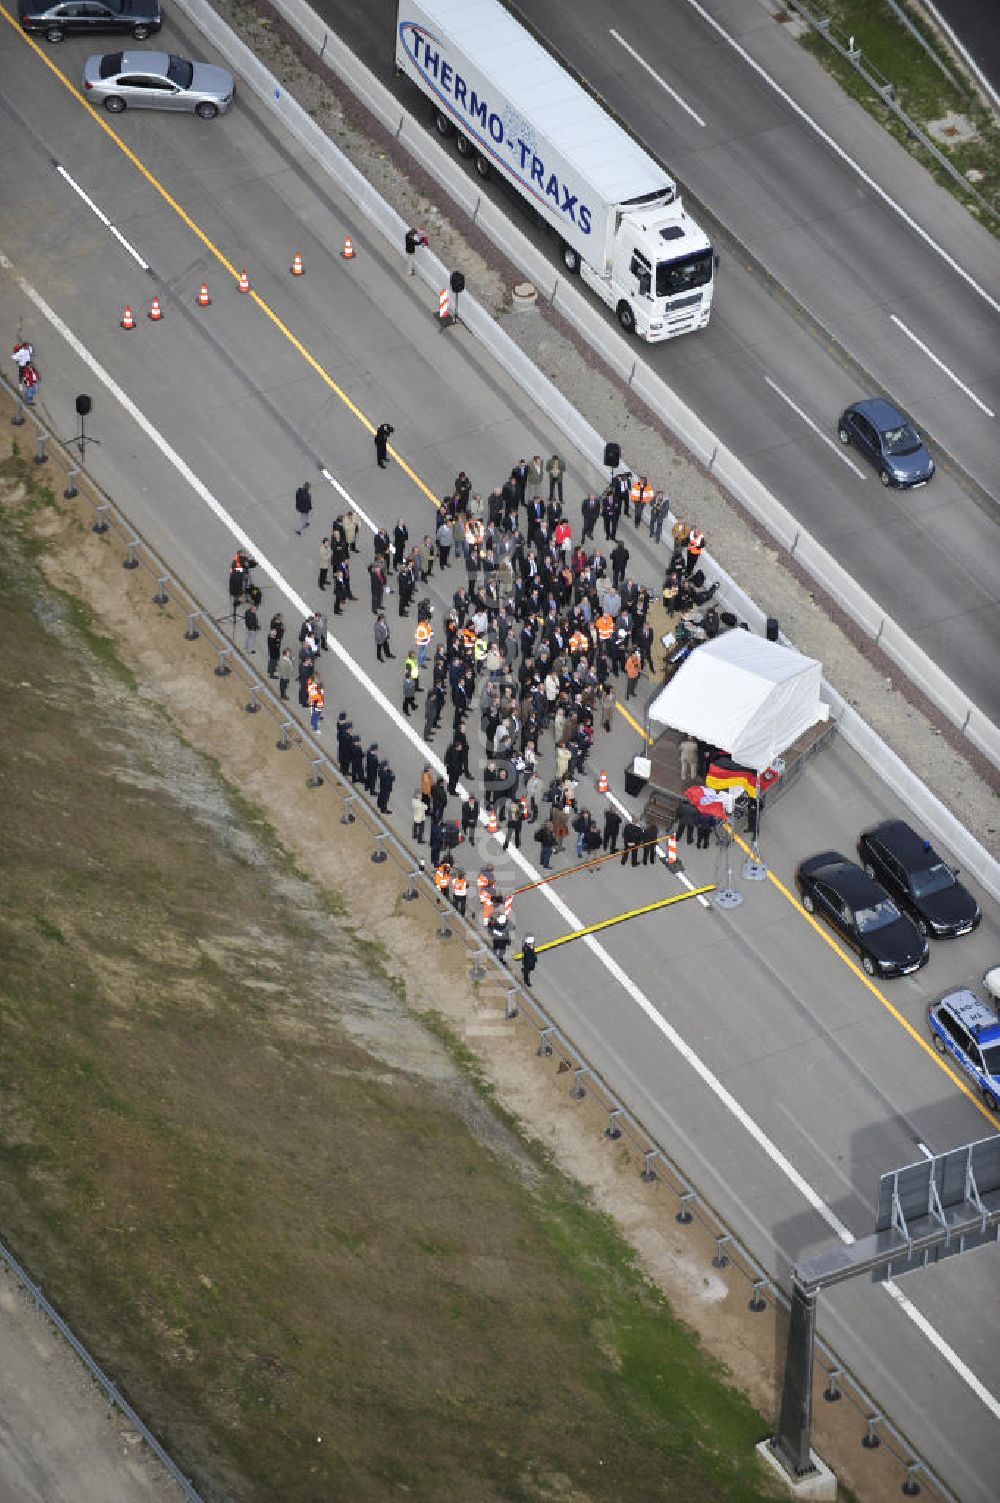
[295, 480, 312, 534]
[521, 935, 537, 989]
[374, 422, 394, 469]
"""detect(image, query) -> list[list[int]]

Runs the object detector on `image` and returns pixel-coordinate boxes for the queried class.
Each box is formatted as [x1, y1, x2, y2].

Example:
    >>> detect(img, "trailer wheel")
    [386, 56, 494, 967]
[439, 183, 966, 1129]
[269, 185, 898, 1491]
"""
[455, 132, 473, 158]
[561, 243, 581, 275]
[474, 155, 491, 180]
[616, 301, 636, 334]
[434, 111, 454, 138]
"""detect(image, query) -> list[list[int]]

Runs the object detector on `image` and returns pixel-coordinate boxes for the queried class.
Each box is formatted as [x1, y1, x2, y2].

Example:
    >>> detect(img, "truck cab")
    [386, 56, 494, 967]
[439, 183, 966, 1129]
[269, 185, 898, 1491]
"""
[583, 202, 714, 342]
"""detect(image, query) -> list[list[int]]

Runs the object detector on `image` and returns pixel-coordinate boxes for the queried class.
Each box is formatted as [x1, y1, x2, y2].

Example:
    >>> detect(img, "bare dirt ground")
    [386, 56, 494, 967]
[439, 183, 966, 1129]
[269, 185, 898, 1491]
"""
[0, 400, 923, 1501]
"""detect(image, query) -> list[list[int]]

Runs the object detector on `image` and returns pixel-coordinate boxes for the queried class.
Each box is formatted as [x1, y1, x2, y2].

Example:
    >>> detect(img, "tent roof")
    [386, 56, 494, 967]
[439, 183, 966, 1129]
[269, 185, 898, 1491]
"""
[648, 633, 828, 770]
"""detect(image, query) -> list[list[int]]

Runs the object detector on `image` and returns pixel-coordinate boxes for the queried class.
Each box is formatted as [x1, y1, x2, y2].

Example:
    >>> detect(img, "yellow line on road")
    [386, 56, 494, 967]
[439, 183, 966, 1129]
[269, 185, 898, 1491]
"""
[0, 5, 439, 503]
[726, 824, 998, 1127]
[615, 700, 653, 742]
[514, 885, 714, 959]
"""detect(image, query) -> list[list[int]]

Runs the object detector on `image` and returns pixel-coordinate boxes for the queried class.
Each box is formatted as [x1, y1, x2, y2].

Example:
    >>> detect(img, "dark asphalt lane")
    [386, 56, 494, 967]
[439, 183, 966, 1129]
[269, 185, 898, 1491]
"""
[928, 0, 1000, 96]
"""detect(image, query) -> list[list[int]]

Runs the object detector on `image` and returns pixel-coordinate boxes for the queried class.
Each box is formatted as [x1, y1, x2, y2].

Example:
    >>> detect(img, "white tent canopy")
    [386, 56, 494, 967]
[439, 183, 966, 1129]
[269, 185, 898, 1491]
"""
[648, 633, 828, 771]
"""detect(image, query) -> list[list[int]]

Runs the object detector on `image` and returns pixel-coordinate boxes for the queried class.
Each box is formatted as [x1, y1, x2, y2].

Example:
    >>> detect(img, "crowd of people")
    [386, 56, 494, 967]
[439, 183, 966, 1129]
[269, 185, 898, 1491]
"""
[224, 448, 721, 971]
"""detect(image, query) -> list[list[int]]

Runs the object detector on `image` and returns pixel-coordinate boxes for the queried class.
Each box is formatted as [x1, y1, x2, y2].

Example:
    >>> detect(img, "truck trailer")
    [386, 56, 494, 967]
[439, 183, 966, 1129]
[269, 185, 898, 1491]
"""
[395, 0, 715, 341]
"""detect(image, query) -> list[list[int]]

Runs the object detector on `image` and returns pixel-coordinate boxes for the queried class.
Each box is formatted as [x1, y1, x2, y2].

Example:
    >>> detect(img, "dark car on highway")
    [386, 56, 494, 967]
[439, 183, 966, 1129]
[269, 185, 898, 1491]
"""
[19, 0, 161, 43]
[795, 851, 929, 977]
[858, 819, 981, 939]
[837, 397, 935, 488]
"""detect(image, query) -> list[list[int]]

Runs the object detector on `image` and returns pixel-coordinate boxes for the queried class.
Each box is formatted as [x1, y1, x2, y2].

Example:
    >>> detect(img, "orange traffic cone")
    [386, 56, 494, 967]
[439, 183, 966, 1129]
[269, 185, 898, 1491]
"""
[120, 305, 136, 331]
[341, 236, 355, 260]
[596, 769, 609, 794]
[290, 252, 304, 276]
[486, 808, 498, 835]
[148, 296, 163, 321]
[238, 268, 250, 294]
[196, 282, 211, 306]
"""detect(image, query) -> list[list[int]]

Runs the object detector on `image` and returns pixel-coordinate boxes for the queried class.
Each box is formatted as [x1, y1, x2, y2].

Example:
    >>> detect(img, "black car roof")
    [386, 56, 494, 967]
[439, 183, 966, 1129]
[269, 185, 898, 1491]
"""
[800, 853, 883, 905]
[866, 819, 937, 867]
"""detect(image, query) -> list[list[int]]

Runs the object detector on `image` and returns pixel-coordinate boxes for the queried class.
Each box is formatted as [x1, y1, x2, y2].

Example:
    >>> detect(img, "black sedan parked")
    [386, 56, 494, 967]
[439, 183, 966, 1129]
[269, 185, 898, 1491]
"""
[19, 0, 161, 43]
[795, 852, 929, 978]
[858, 820, 981, 939]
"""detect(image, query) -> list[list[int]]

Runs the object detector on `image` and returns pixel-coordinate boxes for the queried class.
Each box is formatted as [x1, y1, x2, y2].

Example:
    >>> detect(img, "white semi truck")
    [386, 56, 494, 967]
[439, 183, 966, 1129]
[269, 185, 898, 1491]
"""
[395, 0, 715, 342]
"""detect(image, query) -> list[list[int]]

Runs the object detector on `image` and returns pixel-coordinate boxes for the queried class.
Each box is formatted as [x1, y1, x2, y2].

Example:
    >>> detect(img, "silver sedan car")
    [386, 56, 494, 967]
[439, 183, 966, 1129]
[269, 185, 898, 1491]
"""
[82, 50, 235, 118]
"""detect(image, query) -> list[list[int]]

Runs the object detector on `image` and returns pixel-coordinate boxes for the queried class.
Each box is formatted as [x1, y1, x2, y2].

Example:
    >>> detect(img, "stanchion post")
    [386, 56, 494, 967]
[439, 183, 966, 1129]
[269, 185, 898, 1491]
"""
[93, 503, 110, 534]
[862, 1414, 882, 1450]
[436, 904, 452, 938]
[64, 467, 80, 500]
[749, 1279, 767, 1313]
[822, 1368, 843, 1403]
[713, 1234, 731, 1268]
[33, 434, 48, 467]
[536, 1026, 554, 1057]
[505, 987, 518, 1020]
[340, 793, 356, 824]
[214, 648, 231, 678]
[402, 869, 419, 901]
[470, 947, 488, 980]
[123, 539, 140, 570]
[153, 575, 169, 606]
[605, 1108, 622, 1140]
[308, 758, 325, 788]
[902, 1461, 922, 1496]
[184, 612, 201, 641]
[11, 395, 25, 427]
[570, 1067, 587, 1100]
[676, 1190, 696, 1224]
[276, 720, 294, 751]
[640, 1149, 658, 1183]
[245, 684, 259, 714]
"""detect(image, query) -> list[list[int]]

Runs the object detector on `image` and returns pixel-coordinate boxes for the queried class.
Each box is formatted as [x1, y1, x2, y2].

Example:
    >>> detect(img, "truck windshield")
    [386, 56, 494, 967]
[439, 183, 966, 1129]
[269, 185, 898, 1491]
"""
[657, 251, 713, 298]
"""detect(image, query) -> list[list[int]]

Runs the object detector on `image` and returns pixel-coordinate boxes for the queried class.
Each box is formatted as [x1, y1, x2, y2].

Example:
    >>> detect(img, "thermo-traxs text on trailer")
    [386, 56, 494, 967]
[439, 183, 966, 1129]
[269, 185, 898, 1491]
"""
[395, 0, 715, 341]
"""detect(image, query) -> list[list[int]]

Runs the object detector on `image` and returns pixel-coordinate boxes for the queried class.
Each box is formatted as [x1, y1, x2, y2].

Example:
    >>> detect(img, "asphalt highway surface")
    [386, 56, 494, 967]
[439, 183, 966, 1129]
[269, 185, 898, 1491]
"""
[320, 0, 1000, 724]
[0, 7, 998, 1499]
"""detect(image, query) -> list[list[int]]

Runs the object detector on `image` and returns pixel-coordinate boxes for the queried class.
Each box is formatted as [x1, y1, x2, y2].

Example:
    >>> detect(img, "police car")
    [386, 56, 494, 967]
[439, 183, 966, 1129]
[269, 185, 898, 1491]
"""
[928, 989, 1000, 1111]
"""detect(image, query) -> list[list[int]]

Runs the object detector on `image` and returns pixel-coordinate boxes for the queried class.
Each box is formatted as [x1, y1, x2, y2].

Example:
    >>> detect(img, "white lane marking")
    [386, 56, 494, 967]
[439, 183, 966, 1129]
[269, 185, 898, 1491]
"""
[606, 787, 712, 908]
[55, 165, 150, 271]
[320, 467, 377, 532]
[889, 316, 996, 417]
[884, 1280, 1000, 1422]
[609, 30, 708, 128]
[764, 375, 866, 476]
[679, 0, 1000, 317]
[10, 251, 999, 1420]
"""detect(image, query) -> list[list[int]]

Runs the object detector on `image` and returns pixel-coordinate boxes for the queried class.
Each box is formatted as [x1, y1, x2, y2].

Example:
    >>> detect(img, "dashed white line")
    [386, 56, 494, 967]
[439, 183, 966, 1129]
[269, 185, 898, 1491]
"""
[609, 30, 708, 128]
[764, 375, 866, 476]
[55, 165, 150, 271]
[320, 466, 377, 532]
[9, 249, 999, 1422]
[679, 0, 1000, 317]
[889, 316, 995, 417]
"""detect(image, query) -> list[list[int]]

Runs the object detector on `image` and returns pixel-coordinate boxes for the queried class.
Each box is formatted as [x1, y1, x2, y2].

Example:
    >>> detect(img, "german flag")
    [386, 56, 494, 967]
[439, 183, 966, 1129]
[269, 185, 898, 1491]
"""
[706, 757, 779, 799]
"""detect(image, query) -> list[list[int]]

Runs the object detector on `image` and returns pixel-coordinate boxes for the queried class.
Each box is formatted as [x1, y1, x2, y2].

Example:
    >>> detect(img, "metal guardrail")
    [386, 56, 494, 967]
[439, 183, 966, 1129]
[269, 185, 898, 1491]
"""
[787, 0, 1000, 224]
[2, 383, 961, 1503]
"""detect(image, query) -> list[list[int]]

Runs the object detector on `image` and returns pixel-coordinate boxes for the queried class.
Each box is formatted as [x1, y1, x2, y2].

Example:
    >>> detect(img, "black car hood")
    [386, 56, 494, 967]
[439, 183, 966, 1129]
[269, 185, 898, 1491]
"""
[916, 884, 979, 930]
[864, 916, 926, 967]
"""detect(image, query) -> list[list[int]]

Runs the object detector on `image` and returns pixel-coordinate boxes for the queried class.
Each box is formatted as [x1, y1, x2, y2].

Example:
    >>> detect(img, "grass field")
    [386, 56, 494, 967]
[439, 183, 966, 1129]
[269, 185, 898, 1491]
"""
[0, 443, 780, 1502]
[794, 0, 1000, 226]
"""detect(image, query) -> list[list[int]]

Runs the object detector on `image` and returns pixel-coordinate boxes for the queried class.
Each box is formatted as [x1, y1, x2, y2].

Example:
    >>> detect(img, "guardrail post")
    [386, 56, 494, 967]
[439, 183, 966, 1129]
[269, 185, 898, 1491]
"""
[10, 394, 25, 427]
[276, 720, 294, 751]
[505, 987, 518, 1020]
[676, 1190, 696, 1225]
[33, 433, 48, 466]
[902, 1461, 922, 1496]
[862, 1413, 882, 1450]
[749, 1279, 767, 1313]
[569, 1067, 587, 1100]
[436, 903, 451, 937]
[152, 575, 170, 606]
[93, 503, 110, 534]
[536, 1026, 553, 1057]
[605, 1108, 622, 1140]
[214, 648, 231, 678]
[184, 612, 200, 641]
[122, 538, 139, 570]
[245, 684, 259, 715]
[402, 869, 419, 901]
[640, 1150, 658, 1183]
[308, 758, 325, 788]
[339, 793, 356, 824]
[823, 1367, 843, 1403]
[713, 1234, 731, 1269]
[63, 466, 79, 500]
[370, 831, 387, 863]
[469, 947, 488, 980]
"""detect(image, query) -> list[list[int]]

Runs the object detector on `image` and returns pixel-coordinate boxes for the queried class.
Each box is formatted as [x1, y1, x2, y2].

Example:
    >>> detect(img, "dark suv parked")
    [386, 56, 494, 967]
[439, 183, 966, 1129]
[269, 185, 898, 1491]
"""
[858, 819, 981, 939]
[19, 0, 161, 43]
